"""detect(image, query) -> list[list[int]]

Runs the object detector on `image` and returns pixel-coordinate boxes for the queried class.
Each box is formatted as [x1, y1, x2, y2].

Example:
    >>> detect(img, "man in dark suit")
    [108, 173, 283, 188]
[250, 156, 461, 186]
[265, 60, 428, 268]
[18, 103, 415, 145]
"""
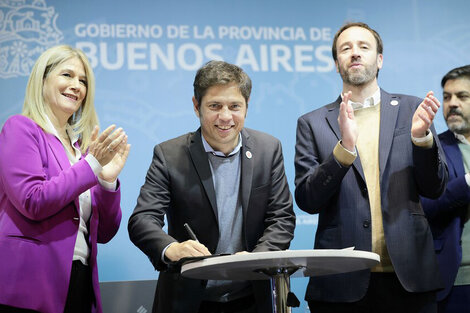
[421, 65, 470, 313]
[294, 22, 447, 313]
[128, 60, 295, 313]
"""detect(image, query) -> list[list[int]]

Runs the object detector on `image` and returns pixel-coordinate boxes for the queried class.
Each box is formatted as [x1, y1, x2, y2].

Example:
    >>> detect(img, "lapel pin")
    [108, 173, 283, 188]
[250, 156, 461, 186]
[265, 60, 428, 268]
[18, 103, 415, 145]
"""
[246, 151, 252, 159]
[390, 100, 399, 106]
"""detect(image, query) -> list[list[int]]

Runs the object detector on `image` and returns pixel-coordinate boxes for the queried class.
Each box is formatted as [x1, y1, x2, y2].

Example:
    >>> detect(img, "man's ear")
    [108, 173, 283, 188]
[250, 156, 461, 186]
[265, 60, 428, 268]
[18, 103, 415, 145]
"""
[192, 96, 200, 117]
[377, 54, 383, 70]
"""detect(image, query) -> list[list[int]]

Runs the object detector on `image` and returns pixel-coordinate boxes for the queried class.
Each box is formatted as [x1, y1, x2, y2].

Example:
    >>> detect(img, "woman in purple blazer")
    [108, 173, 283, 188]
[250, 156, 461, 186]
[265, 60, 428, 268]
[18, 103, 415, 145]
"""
[0, 45, 130, 313]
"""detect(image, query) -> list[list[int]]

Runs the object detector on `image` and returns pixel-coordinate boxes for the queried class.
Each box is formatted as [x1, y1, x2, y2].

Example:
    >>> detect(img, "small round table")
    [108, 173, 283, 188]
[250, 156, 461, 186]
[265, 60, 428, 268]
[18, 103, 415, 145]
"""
[181, 249, 380, 313]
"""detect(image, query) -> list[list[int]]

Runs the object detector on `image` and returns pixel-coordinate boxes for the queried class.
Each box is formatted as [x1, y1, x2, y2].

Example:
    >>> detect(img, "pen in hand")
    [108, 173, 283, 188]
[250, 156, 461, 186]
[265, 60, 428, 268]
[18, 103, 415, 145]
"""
[184, 223, 199, 242]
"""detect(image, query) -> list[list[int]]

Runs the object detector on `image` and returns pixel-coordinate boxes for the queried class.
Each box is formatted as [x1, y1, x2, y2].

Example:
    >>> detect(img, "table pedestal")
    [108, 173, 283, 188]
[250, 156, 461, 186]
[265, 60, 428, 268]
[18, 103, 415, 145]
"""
[271, 268, 291, 313]
[259, 267, 297, 313]
[272, 272, 290, 313]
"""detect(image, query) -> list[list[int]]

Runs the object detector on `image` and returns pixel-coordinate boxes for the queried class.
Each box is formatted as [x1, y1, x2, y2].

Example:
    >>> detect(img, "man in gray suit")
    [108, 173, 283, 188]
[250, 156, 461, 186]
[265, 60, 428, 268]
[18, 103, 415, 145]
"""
[294, 22, 447, 312]
[128, 60, 295, 313]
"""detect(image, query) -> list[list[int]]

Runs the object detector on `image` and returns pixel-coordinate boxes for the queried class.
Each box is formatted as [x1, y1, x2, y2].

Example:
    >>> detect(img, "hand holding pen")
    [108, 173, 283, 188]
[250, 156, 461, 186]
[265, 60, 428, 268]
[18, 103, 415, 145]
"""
[164, 222, 211, 262]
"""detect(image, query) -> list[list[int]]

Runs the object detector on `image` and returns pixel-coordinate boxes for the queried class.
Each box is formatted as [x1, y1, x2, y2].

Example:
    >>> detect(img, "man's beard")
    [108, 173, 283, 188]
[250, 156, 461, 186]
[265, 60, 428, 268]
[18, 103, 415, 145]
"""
[446, 108, 470, 135]
[339, 63, 377, 86]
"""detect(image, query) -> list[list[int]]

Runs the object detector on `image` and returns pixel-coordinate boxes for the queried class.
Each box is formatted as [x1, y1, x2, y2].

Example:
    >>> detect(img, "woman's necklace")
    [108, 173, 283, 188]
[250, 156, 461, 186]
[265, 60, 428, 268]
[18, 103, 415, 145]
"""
[59, 130, 75, 156]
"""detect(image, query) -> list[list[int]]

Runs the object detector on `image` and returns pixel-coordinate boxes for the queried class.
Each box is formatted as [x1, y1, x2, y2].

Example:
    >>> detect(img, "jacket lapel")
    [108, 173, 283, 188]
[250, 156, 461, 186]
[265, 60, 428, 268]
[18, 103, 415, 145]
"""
[378, 89, 400, 181]
[46, 132, 80, 212]
[46, 133, 71, 171]
[188, 129, 218, 221]
[326, 97, 366, 182]
[240, 129, 253, 215]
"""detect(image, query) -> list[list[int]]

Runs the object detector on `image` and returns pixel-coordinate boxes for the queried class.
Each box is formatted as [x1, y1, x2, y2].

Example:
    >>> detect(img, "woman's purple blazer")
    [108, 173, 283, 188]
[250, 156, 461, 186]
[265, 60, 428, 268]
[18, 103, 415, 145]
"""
[0, 115, 122, 313]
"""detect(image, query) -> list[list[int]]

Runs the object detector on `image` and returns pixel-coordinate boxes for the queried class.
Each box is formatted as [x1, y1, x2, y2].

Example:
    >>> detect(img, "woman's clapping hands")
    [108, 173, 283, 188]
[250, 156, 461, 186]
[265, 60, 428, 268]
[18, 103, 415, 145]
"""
[88, 125, 131, 183]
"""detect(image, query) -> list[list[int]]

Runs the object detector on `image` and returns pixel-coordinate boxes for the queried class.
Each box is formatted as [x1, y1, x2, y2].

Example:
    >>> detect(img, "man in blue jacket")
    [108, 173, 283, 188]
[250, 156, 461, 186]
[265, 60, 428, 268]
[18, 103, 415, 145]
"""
[422, 65, 470, 313]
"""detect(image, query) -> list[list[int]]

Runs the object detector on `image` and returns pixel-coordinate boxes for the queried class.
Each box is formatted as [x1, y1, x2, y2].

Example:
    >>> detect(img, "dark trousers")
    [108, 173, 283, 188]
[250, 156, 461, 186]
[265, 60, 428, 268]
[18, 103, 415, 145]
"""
[438, 284, 470, 313]
[0, 260, 93, 313]
[198, 294, 257, 313]
[308, 272, 437, 313]
[64, 260, 93, 313]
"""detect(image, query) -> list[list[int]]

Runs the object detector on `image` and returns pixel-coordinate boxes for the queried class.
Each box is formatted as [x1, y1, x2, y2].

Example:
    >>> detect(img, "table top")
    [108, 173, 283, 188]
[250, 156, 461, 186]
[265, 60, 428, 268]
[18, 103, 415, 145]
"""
[181, 249, 380, 280]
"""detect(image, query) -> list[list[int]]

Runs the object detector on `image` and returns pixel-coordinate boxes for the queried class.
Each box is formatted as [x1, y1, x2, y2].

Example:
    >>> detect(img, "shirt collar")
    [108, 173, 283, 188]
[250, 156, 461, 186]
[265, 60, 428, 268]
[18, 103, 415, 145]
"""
[201, 132, 242, 157]
[341, 87, 381, 111]
[454, 132, 470, 145]
[45, 114, 79, 146]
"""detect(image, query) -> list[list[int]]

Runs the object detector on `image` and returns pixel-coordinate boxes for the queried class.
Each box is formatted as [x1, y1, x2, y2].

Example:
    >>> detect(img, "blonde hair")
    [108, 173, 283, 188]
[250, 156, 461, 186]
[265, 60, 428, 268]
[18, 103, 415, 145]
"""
[22, 45, 99, 153]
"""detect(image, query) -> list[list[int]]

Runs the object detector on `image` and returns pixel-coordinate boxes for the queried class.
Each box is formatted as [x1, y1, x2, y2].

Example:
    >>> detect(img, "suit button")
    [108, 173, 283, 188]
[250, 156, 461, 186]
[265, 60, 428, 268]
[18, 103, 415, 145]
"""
[363, 220, 370, 228]
[361, 187, 368, 197]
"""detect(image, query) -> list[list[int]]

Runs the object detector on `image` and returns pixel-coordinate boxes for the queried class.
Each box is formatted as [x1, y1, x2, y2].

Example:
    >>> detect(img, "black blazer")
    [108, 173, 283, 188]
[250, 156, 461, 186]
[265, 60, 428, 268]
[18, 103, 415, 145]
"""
[294, 89, 447, 302]
[128, 127, 295, 313]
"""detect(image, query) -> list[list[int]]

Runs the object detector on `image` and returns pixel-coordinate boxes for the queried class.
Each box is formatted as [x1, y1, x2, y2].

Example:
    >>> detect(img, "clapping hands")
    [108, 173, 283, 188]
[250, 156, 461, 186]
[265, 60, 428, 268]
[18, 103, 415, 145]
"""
[88, 125, 131, 183]
[338, 91, 358, 152]
[411, 91, 440, 138]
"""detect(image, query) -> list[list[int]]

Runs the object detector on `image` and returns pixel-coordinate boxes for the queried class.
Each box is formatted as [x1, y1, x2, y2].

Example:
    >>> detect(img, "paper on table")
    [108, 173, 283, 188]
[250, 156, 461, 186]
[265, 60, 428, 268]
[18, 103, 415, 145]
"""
[176, 253, 231, 264]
